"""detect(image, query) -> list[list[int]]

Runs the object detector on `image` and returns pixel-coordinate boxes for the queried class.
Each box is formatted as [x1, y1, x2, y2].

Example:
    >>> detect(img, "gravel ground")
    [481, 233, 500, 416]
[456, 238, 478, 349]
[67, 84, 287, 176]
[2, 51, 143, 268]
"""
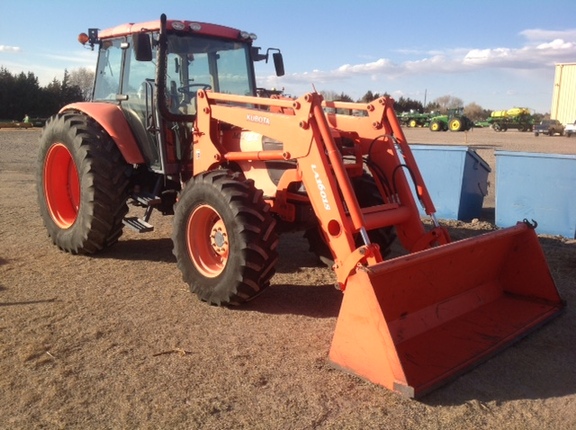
[1, 126, 575, 429]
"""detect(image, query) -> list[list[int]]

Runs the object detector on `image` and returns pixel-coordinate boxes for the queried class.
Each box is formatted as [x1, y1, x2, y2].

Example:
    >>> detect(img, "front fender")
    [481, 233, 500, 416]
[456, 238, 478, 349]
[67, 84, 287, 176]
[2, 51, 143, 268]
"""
[61, 102, 145, 164]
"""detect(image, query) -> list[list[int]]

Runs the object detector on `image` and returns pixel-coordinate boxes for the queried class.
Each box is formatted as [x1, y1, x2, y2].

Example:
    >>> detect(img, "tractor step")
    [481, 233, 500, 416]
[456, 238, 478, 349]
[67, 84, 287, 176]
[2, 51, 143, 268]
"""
[123, 216, 154, 233]
[133, 193, 162, 207]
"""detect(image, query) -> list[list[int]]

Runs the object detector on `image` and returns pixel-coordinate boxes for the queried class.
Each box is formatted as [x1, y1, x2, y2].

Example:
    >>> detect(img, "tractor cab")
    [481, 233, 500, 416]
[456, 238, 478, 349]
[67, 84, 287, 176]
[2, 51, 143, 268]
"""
[83, 18, 284, 176]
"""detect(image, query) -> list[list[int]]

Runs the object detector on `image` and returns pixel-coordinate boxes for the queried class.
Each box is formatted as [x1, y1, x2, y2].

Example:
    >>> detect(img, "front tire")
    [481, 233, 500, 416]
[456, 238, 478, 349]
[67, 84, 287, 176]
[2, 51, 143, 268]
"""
[172, 171, 279, 305]
[430, 121, 441, 132]
[36, 112, 131, 254]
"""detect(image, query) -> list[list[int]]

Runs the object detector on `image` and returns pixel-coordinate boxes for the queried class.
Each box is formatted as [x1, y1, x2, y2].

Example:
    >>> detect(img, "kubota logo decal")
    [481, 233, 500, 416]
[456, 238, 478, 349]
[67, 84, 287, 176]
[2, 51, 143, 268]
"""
[246, 114, 270, 125]
[311, 164, 331, 211]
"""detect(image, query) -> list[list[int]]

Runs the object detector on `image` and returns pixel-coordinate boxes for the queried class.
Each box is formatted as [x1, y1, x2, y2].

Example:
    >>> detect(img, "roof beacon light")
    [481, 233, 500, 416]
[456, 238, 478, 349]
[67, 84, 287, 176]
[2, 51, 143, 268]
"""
[78, 33, 90, 45]
[240, 31, 258, 40]
[172, 21, 185, 30]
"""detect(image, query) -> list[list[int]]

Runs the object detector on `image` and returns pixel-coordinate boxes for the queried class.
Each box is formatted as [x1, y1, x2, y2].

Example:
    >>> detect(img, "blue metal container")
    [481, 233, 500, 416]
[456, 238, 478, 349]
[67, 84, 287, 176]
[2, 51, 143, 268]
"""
[409, 145, 491, 221]
[495, 151, 576, 238]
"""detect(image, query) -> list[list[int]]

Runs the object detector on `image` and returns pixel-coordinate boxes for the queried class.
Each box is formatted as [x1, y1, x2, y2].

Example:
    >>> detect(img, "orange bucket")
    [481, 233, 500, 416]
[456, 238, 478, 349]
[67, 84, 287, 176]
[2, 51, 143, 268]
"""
[329, 222, 565, 398]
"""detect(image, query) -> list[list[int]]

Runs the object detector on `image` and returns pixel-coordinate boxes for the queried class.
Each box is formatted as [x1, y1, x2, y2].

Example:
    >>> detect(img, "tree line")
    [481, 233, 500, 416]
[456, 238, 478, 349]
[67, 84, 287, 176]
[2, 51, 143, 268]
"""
[321, 90, 481, 116]
[0, 67, 93, 122]
[321, 90, 546, 123]
[1, 66, 545, 124]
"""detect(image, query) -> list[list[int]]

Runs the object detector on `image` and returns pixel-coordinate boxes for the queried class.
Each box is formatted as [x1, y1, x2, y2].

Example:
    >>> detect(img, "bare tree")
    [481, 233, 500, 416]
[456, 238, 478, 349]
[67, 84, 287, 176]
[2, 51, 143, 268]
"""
[320, 90, 339, 101]
[432, 95, 464, 113]
[68, 68, 95, 101]
[464, 102, 489, 122]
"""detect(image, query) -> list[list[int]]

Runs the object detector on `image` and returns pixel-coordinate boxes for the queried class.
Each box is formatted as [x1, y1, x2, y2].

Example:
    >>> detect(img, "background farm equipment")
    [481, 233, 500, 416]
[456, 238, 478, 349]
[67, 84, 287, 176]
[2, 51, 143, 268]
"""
[399, 110, 432, 128]
[0, 120, 33, 129]
[488, 107, 533, 132]
[36, 15, 565, 398]
[429, 107, 474, 132]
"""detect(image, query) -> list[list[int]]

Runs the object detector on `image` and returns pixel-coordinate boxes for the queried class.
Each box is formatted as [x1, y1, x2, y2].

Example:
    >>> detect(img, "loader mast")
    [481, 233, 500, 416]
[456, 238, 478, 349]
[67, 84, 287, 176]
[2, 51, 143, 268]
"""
[193, 90, 450, 286]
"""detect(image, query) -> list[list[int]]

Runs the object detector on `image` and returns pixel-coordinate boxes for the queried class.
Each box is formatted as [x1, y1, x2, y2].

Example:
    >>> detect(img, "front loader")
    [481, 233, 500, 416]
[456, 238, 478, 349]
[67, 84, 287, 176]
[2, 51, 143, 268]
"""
[37, 14, 564, 398]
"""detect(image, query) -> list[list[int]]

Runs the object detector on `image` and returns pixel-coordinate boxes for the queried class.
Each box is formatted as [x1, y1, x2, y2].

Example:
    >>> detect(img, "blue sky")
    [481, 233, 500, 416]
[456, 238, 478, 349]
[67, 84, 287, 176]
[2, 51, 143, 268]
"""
[1, 0, 575, 113]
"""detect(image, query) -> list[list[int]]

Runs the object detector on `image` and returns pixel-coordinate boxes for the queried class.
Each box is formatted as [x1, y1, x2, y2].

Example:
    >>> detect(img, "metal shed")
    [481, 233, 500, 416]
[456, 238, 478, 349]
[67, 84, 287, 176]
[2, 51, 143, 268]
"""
[551, 62, 576, 125]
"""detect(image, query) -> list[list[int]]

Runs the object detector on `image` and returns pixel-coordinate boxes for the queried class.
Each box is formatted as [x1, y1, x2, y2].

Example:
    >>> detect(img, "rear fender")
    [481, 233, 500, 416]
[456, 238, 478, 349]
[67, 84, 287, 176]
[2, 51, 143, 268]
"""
[61, 102, 145, 164]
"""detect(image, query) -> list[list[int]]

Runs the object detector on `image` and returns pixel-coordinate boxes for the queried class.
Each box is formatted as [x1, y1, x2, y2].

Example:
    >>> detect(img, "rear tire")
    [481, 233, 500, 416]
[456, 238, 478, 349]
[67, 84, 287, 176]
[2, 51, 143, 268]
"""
[36, 112, 131, 254]
[172, 171, 279, 305]
[449, 118, 462, 132]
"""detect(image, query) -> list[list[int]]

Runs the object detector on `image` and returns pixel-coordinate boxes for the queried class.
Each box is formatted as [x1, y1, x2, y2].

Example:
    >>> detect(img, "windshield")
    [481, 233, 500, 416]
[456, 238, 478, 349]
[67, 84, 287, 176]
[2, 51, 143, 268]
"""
[163, 34, 254, 115]
[93, 32, 255, 115]
[166, 34, 254, 96]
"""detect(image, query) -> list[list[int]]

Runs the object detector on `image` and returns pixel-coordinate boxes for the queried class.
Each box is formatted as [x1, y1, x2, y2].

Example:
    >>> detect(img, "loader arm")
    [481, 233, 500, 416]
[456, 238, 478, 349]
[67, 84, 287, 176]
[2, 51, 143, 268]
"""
[321, 97, 450, 251]
[195, 91, 372, 284]
[194, 91, 453, 284]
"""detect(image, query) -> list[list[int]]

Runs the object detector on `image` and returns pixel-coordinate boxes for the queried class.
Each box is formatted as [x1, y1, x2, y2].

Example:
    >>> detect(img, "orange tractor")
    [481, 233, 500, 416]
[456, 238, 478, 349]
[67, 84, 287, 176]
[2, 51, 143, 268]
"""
[37, 15, 564, 398]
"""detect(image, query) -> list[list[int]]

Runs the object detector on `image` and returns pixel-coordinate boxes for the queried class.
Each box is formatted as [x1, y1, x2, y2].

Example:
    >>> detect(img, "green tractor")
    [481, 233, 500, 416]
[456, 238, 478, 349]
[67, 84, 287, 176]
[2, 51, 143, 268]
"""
[429, 107, 474, 132]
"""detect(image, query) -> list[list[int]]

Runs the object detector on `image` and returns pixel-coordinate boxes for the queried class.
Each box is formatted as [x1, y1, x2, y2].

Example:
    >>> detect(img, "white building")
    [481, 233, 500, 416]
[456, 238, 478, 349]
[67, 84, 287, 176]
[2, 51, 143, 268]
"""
[551, 63, 576, 125]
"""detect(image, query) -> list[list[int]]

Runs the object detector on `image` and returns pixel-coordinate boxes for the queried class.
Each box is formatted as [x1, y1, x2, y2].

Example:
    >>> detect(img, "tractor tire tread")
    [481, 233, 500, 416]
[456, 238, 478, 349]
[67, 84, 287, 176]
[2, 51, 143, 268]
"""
[37, 112, 131, 254]
[173, 170, 278, 306]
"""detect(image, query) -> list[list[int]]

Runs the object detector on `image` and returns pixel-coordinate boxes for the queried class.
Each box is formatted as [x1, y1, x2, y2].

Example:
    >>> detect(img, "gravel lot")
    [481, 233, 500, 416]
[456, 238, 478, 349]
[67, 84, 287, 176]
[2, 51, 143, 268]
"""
[1, 126, 575, 429]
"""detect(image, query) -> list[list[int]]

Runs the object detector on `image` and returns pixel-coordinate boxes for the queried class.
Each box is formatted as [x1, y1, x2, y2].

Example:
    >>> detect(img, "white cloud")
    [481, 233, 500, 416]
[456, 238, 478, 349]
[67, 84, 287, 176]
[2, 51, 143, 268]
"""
[0, 45, 21, 53]
[275, 28, 576, 89]
[520, 29, 576, 42]
[41, 49, 97, 66]
[536, 39, 574, 50]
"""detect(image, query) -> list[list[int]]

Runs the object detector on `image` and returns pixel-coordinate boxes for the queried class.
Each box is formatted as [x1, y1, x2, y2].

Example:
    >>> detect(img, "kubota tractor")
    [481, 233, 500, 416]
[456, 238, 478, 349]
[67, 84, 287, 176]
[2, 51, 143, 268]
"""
[37, 14, 565, 398]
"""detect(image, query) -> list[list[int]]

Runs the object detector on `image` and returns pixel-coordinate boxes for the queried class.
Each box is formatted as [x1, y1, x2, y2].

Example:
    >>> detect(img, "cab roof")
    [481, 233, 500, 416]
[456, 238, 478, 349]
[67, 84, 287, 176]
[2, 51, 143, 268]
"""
[98, 19, 247, 41]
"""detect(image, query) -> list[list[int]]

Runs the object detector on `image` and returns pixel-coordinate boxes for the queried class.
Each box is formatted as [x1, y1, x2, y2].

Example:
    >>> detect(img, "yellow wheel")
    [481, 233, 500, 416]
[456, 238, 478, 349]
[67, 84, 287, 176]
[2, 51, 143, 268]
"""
[409, 119, 417, 128]
[430, 121, 441, 131]
[449, 118, 462, 131]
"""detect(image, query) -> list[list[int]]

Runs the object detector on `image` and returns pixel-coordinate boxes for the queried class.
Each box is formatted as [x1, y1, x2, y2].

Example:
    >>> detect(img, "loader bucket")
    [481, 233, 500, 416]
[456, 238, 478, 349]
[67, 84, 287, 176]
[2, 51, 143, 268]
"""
[329, 222, 565, 398]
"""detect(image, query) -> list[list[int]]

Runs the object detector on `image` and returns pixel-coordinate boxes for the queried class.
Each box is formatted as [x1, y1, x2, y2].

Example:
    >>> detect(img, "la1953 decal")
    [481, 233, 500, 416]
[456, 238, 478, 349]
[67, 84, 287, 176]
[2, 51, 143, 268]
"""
[311, 164, 331, 210]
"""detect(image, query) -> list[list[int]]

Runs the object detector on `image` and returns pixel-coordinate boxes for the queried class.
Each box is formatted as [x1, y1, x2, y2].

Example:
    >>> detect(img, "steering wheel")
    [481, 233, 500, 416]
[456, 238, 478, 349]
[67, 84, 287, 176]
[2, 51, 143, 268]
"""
[177, 83, 212, 96]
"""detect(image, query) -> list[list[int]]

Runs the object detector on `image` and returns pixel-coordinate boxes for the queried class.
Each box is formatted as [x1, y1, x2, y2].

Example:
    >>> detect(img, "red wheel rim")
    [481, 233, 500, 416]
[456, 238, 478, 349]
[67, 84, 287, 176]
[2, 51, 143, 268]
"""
[44, 143, 80, 229]
[187, 204, 229, 277]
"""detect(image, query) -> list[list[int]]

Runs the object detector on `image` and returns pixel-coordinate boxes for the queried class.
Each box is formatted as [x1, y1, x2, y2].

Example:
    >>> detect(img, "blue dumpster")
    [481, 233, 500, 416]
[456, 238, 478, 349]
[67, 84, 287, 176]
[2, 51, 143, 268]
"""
[495, 150, 576, 238]
[410, 145, 491, 221]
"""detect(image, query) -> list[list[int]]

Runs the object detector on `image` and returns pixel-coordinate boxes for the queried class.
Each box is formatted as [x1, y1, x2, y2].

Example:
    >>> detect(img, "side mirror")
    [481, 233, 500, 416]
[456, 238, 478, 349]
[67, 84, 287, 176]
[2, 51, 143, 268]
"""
[133, 33, 153, 61]
[273, 52, 285, 77]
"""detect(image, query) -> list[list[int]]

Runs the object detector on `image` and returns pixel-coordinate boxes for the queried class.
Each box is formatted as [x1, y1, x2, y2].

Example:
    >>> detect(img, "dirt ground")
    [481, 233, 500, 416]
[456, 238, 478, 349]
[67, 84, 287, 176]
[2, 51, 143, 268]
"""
[1, 126, 575, 429]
